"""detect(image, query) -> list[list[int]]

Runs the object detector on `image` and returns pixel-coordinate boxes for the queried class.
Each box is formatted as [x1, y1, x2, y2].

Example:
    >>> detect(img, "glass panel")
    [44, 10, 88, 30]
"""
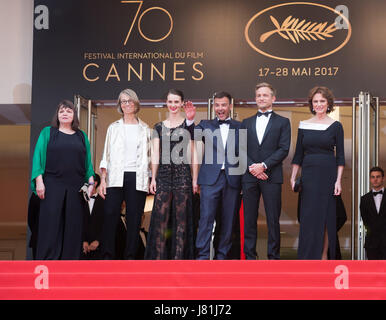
[369, 97, 378, 169]
[79, 105, 88, 133]
[362, 97, 381, 260]
[76, 96, 98, 166]
[338, 106, 353, 260]
[0, 125, 30, 260]
[90, 113, 97, 166]
[378, 103, 386, 172]
[76, 95, 89, 135]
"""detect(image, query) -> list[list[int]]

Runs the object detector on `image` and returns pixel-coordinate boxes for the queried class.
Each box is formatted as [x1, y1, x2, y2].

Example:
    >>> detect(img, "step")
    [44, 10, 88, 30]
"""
[0, 260, 385, 300]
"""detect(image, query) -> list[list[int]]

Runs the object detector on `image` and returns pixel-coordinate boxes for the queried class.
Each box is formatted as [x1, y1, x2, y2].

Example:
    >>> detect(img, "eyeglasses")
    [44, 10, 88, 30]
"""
[120, 99, 134, 105]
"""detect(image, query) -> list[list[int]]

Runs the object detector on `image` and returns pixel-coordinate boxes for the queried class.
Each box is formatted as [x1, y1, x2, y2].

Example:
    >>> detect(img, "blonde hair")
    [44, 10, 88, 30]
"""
[117, 88, 141, 115]
[255, 82, 277, 97]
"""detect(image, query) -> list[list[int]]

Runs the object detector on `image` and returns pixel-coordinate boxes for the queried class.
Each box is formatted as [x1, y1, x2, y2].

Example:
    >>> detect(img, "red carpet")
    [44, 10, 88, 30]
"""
[1, 260, 385, 300]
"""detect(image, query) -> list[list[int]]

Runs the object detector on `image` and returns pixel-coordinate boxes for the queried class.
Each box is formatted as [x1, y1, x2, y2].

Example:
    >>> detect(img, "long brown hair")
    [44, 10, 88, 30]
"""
[51, 100, 80, 130]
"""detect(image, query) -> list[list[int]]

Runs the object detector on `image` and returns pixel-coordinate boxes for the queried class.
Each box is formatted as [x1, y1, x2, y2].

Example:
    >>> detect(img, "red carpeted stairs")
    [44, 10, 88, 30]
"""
[1, 260, 385, 300]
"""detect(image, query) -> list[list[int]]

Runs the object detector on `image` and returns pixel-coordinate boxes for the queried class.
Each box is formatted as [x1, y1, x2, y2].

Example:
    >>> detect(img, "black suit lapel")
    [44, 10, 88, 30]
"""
[250, 114, 259, 146]
[368, 193, 378, 215]
[225, 120, 237, 154]
[90, 196, 101, 215]
[212, 119, 225, 152]
[212, 118, 220, 129]
[260, 112, 275, 145]
[228, 119, 235, 130]
[89, 198, 96, 215]
[226, 120, 236, 143]
[379, 194, 386, 216]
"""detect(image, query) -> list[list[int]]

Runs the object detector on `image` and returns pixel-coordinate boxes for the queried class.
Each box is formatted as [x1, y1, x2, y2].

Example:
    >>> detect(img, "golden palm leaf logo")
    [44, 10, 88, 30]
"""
[260, 15, 337, 44]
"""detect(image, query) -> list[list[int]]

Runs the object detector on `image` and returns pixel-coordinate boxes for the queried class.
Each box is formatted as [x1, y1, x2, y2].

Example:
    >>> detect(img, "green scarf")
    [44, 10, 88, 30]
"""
[31, 126, 95, 194]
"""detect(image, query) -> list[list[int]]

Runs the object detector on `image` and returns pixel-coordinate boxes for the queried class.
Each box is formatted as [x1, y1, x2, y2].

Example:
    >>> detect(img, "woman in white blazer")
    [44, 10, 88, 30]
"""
[99, 88, 151, 259]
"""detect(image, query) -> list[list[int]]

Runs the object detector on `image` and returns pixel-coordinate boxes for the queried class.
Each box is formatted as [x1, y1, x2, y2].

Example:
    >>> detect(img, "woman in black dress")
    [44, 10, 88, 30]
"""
[290, 87, 345, 260]
[31, 100, 95, 260]
[145, 89, 198, 259]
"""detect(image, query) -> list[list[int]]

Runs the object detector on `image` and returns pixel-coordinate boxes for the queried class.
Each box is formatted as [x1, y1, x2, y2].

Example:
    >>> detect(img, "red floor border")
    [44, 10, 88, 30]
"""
[1, 260, 385, 300]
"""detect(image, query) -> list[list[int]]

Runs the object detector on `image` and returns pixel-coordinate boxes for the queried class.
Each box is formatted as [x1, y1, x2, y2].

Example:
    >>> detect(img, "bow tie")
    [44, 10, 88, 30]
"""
[257, 111, 272, 117]
[373, 190, 383, 196]
[90, 195, 97, 199]
[218, 119, 231, 125]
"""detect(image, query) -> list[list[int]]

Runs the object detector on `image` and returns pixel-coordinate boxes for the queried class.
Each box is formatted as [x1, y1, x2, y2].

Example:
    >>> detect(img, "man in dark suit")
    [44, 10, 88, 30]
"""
[241, 82, 291, 260]
[193, 91, 245, 259]
[360, 166, 386, 260]
[82, 173, 104, 259]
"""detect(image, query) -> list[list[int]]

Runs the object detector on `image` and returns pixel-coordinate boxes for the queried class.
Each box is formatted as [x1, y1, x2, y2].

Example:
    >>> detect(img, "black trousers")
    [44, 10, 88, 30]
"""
[101, 172, 147, 259]
[366, 246, 386, 260]
[196, 172, 240, 260]
[36, 179, 86, 260]
[242, 181, 282, 260]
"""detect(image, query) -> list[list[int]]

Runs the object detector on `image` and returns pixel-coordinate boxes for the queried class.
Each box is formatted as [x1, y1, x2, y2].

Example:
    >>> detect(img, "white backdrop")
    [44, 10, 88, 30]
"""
[0, 0, 33, 104]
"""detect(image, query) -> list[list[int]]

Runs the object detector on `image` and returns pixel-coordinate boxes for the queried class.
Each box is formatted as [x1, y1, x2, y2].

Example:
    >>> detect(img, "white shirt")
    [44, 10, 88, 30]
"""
[255, 110, 272, 169]
[255, 109, 272, 144]
[88, 194, 98, 214]
[99, 118, 151, 192]
[123, 124, 139, 172]
[187, 118, 229, 168]
[218, 118, 230, 169]
[218, 118, 230, 147]
[372, 187, 384, 214]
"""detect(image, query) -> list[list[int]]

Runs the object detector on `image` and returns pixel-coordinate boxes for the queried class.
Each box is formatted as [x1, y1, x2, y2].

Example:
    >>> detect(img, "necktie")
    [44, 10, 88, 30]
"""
[373, 190, 383, 196]
[257, 111, 272, 117]
[218, 119, 231, 125]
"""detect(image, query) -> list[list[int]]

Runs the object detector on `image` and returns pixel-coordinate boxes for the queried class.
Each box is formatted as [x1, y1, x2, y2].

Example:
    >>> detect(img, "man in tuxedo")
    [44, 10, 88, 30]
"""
[82, 173, 104, 259]
[241, 82, 291, 260]
[193, 91, 245, 259]
[360, 166, 386, 260]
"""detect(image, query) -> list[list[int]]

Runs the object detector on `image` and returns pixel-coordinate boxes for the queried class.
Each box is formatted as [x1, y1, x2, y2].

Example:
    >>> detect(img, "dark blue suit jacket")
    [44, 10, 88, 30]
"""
[241, 112, 291, 184]
[195, 119, 243, 189]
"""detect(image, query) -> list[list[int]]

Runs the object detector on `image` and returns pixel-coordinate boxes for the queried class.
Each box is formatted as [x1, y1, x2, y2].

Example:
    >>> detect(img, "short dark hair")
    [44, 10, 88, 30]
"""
[213, 91, 232, 104]
[308, 86, 335, 115]
[94, 173, 101, 188]
[51, 100, 80, 130]
[166, 89, 184, 101]
[370, 166, 384, 177]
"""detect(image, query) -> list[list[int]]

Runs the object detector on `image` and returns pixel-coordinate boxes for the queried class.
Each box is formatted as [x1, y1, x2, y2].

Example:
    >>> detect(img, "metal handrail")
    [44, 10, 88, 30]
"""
[351, 97, 356, 260]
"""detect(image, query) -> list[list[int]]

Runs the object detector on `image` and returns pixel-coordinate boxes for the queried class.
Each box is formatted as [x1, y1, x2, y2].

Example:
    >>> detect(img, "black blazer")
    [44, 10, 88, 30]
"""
[195, 119, 243, 189]
[83, 195, 104, 243]
[360, 192, 386, 249]
[241, 111, 291, 184]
